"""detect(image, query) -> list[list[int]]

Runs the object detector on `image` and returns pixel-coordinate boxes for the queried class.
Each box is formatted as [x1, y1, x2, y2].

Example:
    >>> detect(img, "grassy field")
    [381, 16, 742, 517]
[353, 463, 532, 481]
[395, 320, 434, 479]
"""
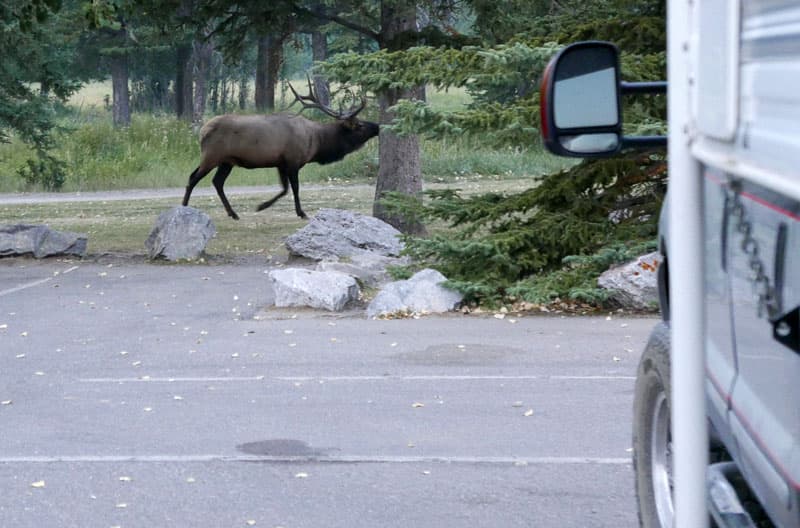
[0, 82, 570, 193]
[0, 180, 534, 259]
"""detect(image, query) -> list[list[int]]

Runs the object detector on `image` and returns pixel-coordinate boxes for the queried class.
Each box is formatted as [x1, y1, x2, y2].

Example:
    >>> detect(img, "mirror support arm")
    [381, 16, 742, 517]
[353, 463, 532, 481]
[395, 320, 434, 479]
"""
[622, 135, 668, 148]
[621, 81, 668, 95]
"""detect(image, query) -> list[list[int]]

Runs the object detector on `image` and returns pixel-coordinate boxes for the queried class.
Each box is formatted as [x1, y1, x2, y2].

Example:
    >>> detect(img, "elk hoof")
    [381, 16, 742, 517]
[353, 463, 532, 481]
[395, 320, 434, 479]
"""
[298, 211, 308, 219]
[229, 211, 240, 220]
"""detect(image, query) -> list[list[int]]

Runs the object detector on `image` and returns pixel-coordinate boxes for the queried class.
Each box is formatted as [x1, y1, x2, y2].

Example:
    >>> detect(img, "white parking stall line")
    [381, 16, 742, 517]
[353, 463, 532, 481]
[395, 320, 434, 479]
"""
[78, 375, 635, 383]
[0, 265, 80, 298]
[0, 454, 631, 465]
[0, 277, 53, 297]
[79, 376, 268, 383]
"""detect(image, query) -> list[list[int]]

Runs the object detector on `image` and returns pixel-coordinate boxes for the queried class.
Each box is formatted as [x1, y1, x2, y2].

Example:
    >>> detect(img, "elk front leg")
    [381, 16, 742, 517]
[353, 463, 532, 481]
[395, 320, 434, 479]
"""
[286, 167, 307, 219]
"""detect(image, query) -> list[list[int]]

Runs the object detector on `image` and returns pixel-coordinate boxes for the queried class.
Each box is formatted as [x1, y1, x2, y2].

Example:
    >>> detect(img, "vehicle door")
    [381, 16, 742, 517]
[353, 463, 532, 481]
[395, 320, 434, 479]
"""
[725, 3, 800, 519]
[726, 180, 800, 526]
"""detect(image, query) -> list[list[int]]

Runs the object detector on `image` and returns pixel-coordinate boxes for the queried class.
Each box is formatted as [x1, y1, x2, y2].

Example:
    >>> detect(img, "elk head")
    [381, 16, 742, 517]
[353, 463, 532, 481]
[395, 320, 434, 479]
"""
[288, 76, 380, 151]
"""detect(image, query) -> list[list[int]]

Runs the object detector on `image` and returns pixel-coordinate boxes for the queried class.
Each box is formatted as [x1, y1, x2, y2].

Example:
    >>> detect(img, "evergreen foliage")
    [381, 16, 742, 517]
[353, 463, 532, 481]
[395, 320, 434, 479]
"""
[383, 150, 666, 306]
[0, 0, 85, 189]
[318, 0, 667, 307]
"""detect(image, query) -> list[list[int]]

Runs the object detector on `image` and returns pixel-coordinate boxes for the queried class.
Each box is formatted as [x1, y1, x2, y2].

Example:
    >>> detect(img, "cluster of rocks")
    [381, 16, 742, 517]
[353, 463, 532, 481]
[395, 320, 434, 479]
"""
[272, 208, 463, 317]
[0, 207, 213, 261]
[143, 206, 465, 317]
[1, 206, 659, 313]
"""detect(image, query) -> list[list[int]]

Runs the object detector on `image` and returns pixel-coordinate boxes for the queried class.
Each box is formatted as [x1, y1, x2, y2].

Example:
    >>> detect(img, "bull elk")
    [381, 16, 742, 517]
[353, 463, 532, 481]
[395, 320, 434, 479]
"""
[182, 78, 379, 220]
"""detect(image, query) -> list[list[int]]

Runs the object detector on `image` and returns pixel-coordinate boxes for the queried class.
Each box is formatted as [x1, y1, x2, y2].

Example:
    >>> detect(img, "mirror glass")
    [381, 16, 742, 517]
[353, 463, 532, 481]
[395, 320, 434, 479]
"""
[559, 133, 620, 154]
[553, 46, 619, 129]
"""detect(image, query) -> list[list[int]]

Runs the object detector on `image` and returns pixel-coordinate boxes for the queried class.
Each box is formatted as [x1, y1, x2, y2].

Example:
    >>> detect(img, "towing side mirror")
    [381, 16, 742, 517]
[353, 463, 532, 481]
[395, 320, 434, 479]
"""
[540, 41, 667, 158]
[541, 41, 622, 157]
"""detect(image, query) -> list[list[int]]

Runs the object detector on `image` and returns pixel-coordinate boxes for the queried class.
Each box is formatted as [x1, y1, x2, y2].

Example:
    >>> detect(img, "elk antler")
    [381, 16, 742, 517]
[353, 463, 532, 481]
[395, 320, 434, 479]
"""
[288, 74, 366, 120]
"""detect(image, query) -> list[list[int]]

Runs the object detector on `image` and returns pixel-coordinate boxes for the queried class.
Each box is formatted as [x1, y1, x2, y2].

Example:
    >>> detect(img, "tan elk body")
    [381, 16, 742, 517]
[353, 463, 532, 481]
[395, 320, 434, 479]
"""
[182, 80, 379, 220]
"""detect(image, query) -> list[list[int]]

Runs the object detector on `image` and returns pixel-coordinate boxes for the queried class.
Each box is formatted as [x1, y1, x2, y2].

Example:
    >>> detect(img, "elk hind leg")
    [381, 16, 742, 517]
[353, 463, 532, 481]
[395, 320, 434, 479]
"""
[183, 165, 213, 206]
[211, 163, 238, 219]
[256, 169, 289, 213]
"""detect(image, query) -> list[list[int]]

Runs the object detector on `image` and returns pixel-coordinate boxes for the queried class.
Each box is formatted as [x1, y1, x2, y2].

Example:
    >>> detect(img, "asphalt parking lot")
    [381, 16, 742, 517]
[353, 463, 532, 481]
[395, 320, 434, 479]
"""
[0, 257, 655, 527]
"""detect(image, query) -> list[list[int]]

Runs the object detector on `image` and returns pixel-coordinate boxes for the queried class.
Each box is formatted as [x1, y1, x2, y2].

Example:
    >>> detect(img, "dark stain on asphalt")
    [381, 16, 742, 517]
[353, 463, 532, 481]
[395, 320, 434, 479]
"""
[237, 439, 327, 457]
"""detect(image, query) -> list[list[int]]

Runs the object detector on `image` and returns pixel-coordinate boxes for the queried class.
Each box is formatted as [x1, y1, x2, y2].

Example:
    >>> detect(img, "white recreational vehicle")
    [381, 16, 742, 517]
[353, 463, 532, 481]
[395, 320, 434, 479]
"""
[540, 1, 800, 527]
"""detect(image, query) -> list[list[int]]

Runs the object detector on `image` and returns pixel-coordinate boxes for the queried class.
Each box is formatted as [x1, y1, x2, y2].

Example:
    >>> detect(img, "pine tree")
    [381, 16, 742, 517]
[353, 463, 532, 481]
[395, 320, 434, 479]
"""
[0, 0, 84, 189]
[320, 0, 667, 307]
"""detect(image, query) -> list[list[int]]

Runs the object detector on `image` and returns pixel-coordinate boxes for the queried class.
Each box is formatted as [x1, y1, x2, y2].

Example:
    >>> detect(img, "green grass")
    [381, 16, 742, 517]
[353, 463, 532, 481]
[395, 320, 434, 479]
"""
[0, 82, 572, 193]
[0, 180, 533, 258]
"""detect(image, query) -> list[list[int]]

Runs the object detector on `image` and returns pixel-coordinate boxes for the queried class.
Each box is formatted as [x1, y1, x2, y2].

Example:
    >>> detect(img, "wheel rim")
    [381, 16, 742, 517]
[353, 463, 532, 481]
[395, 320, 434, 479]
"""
[650, 390, 674, 527]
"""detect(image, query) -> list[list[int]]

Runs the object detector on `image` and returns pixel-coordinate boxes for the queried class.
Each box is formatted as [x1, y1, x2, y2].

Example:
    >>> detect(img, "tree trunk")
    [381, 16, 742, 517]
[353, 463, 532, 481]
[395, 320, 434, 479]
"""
[238, 73, 249, 110]
[256, 34, 283, 112]
[375, 89, 425, 234]
[192, 38, 213, 128]
[266, 34, 283, 111]
[110, 52, 131, 128]
[375, 0, 425, 234]
[310, 30, 330, 106]
[255, 35, 269, 111]
[220, 78, 229, 112]
[175, 44, 193, 120]
[210, 78, 219, 113]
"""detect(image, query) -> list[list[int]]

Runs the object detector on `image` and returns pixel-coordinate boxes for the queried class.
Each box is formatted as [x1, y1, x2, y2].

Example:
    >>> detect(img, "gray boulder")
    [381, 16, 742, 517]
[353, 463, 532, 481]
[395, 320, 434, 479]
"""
[316, 252, 408, 287]
[286, 208, 404, 261]
[0, 224, 87, 258]
[597, 252, 661, 310]
[367, 268, 463, 318]
[269, 268, 360, 312]
[146, 206, 216, 261]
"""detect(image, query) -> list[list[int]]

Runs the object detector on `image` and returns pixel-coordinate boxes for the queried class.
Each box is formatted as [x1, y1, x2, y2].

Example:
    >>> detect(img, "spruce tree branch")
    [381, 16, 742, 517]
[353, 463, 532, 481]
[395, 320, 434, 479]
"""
[206, 10, 240, 41]
[291, 3, 380, 42]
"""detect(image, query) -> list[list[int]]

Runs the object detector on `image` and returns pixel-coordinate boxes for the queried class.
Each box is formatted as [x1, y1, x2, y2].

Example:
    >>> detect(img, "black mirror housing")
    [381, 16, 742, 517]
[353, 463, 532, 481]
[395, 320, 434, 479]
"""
[540, 41, 623, 158]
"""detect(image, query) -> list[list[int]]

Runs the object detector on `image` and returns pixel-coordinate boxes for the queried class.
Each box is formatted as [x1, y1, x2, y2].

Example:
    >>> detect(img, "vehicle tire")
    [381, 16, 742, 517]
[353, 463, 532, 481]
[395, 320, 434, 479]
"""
[633, 322, 673, 528]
